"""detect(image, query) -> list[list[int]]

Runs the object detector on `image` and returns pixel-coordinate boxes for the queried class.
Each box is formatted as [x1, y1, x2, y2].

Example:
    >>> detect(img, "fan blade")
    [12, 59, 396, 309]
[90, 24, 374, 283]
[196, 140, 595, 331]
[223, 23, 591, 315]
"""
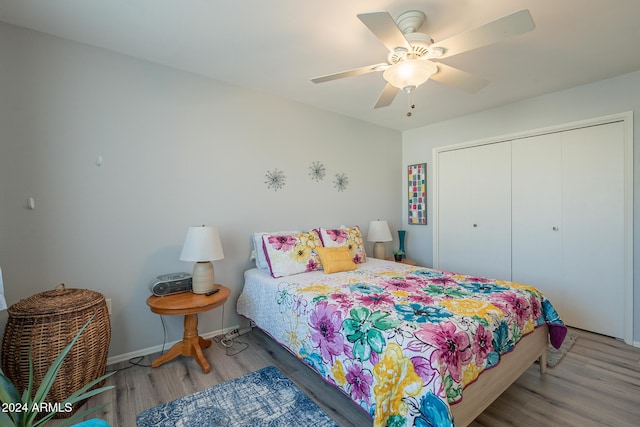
[432, 9, 535, 59]
[357, 11, 412, 52]
[431, 63, 489, 93]
[374, 83, 400, 108]
[311, 63, 387, 84]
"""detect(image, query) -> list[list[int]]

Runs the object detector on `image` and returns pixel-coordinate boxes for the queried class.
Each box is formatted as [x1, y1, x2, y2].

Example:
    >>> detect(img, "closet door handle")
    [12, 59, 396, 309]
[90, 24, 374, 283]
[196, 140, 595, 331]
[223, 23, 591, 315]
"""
[552, 226, 559, 231]
[473, 224, 478, 228]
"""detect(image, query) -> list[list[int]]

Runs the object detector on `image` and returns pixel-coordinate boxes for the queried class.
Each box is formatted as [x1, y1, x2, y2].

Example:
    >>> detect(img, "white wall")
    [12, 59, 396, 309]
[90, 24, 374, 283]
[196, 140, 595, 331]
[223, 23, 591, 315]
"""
[0, 23, 402, 359]
[402, 69, 640, 343]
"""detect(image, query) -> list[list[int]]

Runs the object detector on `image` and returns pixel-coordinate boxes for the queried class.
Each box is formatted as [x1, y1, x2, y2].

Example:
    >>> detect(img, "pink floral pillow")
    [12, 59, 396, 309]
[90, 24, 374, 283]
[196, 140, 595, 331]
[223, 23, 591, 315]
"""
[262, 230, 323, 278]
[318, 226, 367, 264]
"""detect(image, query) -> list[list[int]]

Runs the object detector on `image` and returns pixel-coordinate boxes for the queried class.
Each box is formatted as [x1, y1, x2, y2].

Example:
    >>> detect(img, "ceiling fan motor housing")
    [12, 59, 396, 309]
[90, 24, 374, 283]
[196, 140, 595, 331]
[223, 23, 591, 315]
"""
[388, 32, 434, 64]
[396, 10, 426, 33]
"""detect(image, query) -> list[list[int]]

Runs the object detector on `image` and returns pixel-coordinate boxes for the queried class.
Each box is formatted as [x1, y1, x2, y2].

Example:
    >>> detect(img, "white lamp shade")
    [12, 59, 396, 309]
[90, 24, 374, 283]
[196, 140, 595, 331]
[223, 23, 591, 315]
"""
[367, 220, 392, 243]
[383, 59, 438, 91]
[180, 226, 224, 262]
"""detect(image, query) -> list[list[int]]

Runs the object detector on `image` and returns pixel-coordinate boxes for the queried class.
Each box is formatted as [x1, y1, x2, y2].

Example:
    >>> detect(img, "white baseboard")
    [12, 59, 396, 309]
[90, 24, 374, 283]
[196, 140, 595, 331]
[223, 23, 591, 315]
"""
[106, 324, 239, 366]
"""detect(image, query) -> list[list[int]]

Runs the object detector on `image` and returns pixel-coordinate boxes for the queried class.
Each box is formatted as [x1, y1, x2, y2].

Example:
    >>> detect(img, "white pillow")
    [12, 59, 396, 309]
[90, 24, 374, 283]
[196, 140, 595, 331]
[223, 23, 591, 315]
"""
[252, 231, 299, 269]
[261, 230, 323, 278]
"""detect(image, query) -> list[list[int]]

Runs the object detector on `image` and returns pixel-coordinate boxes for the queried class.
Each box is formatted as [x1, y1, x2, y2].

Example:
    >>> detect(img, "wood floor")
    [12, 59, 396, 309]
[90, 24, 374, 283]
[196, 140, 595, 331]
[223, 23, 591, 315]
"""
[70, 327, 640, 427]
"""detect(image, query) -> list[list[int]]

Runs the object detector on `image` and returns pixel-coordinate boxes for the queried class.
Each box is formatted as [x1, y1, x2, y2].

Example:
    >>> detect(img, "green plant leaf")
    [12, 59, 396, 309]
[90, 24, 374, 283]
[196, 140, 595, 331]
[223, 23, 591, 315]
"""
[0, 370, 21, 403]
[63, 376, 115, 406]
[26, 347, 34, 403]
[33, 379, 114, 427]
[0, 370, 23, 426]
[21, 346, 34, 407]
[0, 411, 15, 426]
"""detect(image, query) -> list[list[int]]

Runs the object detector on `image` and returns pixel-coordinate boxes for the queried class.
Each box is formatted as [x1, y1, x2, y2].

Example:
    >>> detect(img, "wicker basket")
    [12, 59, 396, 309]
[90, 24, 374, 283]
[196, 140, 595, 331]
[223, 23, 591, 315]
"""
[1, 284, 111, 418]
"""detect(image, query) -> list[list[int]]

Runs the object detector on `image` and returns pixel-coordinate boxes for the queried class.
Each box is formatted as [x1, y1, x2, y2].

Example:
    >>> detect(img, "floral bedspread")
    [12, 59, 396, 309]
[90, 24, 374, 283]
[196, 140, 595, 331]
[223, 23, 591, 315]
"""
[237, 259, 566, 427]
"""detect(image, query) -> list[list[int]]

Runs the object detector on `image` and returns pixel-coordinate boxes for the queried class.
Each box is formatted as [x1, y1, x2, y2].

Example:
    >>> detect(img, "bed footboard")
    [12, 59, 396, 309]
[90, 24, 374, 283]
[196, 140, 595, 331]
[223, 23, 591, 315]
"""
[450, 324, 549, 427]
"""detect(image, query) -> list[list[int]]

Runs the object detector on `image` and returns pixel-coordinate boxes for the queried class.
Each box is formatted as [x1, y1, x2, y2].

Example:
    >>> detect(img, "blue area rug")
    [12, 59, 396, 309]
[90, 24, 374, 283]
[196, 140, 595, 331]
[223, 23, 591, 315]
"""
[136, 366, 338, 427]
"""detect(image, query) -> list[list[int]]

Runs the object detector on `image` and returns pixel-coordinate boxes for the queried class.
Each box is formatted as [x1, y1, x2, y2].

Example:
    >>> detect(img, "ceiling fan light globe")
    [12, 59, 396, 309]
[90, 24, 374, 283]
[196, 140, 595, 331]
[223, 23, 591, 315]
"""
[383, 59, 437, 90]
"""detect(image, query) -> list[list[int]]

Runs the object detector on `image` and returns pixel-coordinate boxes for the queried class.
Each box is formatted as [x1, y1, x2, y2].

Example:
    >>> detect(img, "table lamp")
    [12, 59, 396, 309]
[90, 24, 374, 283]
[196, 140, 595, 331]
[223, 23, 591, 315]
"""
[367, 220, 392, 259]
[180, 225, 224, 294]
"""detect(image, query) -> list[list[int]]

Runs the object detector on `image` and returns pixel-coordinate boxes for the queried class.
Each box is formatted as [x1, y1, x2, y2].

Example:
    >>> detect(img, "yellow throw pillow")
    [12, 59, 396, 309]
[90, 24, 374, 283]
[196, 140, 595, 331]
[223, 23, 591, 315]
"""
[316, 246, 357, 274]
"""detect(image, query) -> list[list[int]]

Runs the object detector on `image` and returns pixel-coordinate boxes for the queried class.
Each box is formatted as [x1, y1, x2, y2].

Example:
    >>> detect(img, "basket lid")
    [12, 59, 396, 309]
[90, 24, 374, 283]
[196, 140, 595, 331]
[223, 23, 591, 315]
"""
[8, 283, 105, 317]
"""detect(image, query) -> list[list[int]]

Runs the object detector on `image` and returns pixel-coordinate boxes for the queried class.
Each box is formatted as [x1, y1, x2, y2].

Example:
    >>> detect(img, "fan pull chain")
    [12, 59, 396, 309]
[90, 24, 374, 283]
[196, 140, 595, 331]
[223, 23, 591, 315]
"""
[406, 91, 416, 117]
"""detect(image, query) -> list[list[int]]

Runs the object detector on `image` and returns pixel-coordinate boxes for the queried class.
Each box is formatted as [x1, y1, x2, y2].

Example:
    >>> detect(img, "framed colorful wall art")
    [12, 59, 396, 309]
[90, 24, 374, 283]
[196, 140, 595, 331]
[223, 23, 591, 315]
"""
[408, 163, 427, 225]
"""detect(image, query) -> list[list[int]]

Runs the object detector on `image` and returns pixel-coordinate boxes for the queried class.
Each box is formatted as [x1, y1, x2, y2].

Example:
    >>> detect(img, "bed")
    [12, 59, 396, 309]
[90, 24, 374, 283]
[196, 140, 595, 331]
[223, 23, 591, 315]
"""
[237, 228, 567, 427]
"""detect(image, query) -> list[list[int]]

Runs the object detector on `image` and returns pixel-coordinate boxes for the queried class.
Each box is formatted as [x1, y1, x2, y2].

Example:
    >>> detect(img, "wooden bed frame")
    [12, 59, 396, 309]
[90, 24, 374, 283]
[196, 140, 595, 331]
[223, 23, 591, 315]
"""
[239, 263, 551, 426]
[255, 321, 549, 426]
[450, 324, 548, 426]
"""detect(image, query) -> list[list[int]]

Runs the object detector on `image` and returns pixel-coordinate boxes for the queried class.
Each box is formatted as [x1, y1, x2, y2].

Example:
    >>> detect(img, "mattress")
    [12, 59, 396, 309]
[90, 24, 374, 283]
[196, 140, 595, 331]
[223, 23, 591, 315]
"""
[237, 258, 566, 426]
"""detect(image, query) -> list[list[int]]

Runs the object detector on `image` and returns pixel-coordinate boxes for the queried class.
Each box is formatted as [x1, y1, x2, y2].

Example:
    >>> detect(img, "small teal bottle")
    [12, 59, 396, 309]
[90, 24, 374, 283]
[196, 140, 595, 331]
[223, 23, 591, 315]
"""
[398, 230, 406, 259]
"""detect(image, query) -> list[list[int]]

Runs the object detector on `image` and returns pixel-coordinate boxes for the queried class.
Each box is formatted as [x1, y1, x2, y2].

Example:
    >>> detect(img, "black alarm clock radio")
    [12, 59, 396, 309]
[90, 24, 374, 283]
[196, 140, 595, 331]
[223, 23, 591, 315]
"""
[149, 272, 192, 296]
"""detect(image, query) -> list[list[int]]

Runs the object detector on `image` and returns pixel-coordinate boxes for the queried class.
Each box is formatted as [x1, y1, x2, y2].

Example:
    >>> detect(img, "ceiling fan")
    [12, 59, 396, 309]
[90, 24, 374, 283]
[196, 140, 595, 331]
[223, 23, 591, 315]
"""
[311, 9, 535, 114]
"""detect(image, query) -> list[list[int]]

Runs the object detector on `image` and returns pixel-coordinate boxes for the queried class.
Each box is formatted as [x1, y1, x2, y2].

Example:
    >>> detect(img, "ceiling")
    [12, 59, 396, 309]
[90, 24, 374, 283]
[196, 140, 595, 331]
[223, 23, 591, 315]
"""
[2, 0, 640, 131]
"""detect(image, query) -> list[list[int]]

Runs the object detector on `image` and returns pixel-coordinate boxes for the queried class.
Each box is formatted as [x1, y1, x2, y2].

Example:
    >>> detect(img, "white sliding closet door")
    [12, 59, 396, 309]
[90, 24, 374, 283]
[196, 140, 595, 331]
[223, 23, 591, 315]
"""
[512, 133, 563, 314]
[512, 122, 626, 338]
[437, 142, 511, 280]
[436, 116, 631, 341]
[561, 122, 625, 337]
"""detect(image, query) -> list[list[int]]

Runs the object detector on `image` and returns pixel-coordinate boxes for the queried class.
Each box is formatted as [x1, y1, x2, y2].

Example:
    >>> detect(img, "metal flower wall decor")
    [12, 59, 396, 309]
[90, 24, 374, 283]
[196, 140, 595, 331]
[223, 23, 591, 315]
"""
[309, 161, 326, 182]
[264, 162, 348, 192]
[333, 173, 349, 192]
[264, 168, 286, 191]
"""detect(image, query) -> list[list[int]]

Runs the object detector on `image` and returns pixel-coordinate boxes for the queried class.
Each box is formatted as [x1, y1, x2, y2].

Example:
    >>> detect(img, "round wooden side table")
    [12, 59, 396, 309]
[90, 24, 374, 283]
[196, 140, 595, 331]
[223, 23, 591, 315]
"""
[146, 285, 230, 374]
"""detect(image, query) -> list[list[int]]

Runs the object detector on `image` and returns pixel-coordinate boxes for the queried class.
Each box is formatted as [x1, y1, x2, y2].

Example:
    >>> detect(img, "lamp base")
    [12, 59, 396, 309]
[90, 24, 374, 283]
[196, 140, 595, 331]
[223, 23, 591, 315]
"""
[191, 261, 215, 294]
[373, 242, 386, 259]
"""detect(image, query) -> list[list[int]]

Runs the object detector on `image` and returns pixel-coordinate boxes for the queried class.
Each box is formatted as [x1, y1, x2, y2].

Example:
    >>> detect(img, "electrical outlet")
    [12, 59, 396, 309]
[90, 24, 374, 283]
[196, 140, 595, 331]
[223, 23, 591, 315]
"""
[106, 298, 112, 316]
